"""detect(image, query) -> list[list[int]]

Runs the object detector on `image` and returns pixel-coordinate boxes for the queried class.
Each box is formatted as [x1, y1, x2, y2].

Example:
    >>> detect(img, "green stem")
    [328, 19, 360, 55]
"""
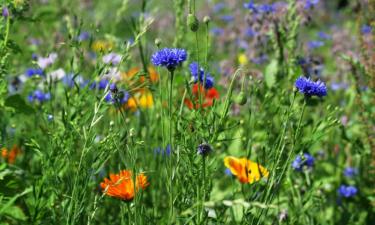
[168, 70, 175, 222]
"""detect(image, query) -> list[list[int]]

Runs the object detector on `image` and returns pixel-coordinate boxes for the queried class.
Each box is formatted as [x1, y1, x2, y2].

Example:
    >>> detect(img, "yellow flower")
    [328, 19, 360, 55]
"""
[224, 156, 269, 184]
[138, 91, 154, 108]
[91, 40, 114, 52]
[238, 53, 248, 66]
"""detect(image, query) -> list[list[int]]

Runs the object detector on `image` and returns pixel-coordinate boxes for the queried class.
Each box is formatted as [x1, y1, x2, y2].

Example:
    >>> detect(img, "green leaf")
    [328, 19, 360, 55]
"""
[3, 206, 27, 221]
[264, 60, 278, 88]
[4, 94, 35, 115]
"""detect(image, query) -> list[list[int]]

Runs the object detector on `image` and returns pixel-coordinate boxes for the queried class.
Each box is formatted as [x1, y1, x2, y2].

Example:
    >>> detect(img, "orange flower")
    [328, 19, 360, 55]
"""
[184, 84, 220, 110]
[224, 156, 269, 184]
[1, 145, 21, 164]
[100, 170, 149, 201]
[122, 66, 159, 84]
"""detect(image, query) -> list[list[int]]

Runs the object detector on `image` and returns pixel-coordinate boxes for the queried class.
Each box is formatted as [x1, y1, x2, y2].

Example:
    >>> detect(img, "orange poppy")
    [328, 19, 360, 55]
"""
[184, 84, 220, 110]
[1, 145, 21, 164]
[224, 156, 269, 184]
[100, 170, 149, 201]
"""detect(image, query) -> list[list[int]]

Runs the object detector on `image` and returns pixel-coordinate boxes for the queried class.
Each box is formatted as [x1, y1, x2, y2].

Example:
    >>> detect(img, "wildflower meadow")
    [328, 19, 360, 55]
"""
[1, 0, 374, 224]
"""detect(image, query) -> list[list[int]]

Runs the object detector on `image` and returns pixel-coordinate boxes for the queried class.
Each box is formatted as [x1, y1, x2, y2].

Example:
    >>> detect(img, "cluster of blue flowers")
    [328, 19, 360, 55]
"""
[189, 62, 214, 89]
[154, 144, 172, 157]
[104, 83, 129, 105]
[295, 76, 327, 97]
[151, 48, 187, 71]
[292, 153, 315, 171]
[338, 185, 357, 198]
[244, 1, 275, 14]
[25, 68, 44, 77]
[28, 90, 51, 103]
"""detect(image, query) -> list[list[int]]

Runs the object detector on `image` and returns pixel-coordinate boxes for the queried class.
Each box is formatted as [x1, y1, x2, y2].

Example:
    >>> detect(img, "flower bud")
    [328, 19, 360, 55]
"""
[154, 38, 161, 47]
[187, 14, 199, 32]
[203, 16, 211, 24]
[236, 92, 247, 105]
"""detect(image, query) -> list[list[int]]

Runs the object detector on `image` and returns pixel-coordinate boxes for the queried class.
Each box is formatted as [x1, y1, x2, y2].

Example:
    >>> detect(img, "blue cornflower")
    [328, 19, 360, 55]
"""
[213, 3, 225, 13]
[28, 90, 51, 103]
[361, 25, 372, 35]
[154, 144, 172, 156]
[245, 28, 257, 38]
[338, 185, 358, 198]
[210, 27, 224, 36]
[317, 31, 331, 40]
[244, 1, 258, 13]
[151, 48, 187, 71]
[305, 0, 319, 9]
[343, 167, 358, 178]
[25, 68, 44, 77]
[98, 79, 109, 90]
[295, 76, 327, 97]
[220, 15, 234, 22]
[77, 31, 90, 42]
[244, 1, 275, 14]
[258, 4, 275, 13]
[251, 54, 268, 65]
[307, 40, 324, 49]
[197, 143, 212, 156]
[292, 153, 315, 172]
[189, 62, 214, 89]
[105, 90, 129, 105]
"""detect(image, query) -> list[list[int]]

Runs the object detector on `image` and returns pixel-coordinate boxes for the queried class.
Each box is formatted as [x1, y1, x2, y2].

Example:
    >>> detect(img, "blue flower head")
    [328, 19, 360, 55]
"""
[361, 25, 372, 35]
[28, 90, 51, 103]
[189, 62, 214, 89]
[197, 143, 212, 156]
[151, 48, 187, 71]
[244, 1, 275, 14]
[25, 68, 44, 77]
[98, 79, 109, 90]
[210, 27, 224, 36]
[338, 185, 358, 198]
[295, 76, 327, 97]
[307, 40, 324, 50]
[105, 90, 129, 105]
[154, 144, 172, 157]
[292, 153, 315, 172]
[305, 0, 319, 10]
[343, 167, 358, 178]
[2, 6, 9, 18]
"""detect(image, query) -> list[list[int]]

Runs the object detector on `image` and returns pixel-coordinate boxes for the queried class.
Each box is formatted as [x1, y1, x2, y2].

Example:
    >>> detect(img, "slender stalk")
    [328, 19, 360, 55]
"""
[168, 70, 175, 222]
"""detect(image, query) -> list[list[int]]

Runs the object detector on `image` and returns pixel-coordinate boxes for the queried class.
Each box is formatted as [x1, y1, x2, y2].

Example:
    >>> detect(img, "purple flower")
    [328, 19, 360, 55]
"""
[292, 153, 315, 172]
[317, 31, 331, 40]
[197, 143, 212, 156]
[37, 53, 58, 69]
[28, 90, 51, 103]
[105, 90, 129, 105]
[213, 3, 225, 13]
[295, 76, 327, 97]
[151, 48, 187, 71]
[103, 53, 122, 66]
[361, 25, 372, 35]
[2, 6, 9, 18]
[305, 0, 319, 10]
[307, 40, 324, 49]
[220, 15, 234, 22]
[210, 27, 224, 36]
[98, 79, 109, 90]
[77, 31, 90, 42]
[189, 62, 214, 89]
[338, 185, 358, 198]
[343, 167, 358, 178]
